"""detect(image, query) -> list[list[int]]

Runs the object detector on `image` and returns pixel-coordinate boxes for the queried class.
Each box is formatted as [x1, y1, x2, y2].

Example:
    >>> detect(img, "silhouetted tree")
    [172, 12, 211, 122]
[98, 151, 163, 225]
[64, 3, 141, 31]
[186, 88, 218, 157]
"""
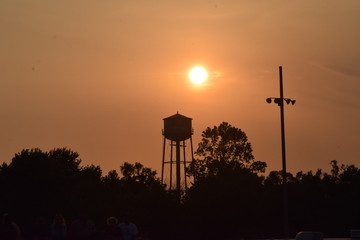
[283, 161, 360, 237]
[0, 148, 84, 225]
[116, 162, 174, 240]
[184, 123, 267, 239]
[187, 122, 267, 181]
[48, 148, 81, 171]
[120, 162, 161, 188]
[118, 162, 165, 207]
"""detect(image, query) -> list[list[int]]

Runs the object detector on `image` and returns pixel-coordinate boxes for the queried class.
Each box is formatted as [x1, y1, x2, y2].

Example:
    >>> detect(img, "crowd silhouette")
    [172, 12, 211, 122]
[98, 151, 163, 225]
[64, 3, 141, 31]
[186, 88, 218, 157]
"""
[0, 212, 144, 240]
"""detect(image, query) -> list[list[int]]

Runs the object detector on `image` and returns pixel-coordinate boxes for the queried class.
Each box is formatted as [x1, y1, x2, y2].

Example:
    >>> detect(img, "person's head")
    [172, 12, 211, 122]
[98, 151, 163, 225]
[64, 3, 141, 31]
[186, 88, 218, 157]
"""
[106, 217, 118, 226]
[53, 214, 66, 226]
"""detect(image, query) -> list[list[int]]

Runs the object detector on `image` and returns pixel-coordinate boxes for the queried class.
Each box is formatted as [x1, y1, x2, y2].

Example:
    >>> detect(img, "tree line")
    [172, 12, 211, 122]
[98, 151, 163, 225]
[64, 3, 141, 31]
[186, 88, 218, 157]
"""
[1, 122, 360, 240]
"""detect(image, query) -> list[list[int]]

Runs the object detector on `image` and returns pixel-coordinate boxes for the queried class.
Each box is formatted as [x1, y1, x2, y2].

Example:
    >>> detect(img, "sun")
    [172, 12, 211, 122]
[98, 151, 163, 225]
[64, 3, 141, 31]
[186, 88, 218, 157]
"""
[189, 66, 208, 84]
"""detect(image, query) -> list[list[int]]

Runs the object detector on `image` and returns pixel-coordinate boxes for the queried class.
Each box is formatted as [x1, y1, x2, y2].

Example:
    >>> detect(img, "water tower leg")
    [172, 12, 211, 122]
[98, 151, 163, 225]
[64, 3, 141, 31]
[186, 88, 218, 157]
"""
[176, 140, 181, 197]
[190, 136, 194, 161]
[161, 137, 166, 184]
[190, 136, 195, 182]
[183, 140, 187, 189]
[170, 140, 173, 190]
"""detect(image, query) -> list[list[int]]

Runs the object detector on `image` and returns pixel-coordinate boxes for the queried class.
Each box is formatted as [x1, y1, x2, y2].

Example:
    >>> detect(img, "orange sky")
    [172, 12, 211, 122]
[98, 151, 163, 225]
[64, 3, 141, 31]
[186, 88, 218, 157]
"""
[1, 1, 360, 176]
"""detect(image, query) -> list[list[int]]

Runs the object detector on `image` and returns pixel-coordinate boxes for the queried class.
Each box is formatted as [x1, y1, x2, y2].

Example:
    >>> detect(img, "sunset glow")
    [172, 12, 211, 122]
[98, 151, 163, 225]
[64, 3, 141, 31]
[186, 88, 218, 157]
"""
[189, 66, 208, 85]
[1, 0, 359, 180]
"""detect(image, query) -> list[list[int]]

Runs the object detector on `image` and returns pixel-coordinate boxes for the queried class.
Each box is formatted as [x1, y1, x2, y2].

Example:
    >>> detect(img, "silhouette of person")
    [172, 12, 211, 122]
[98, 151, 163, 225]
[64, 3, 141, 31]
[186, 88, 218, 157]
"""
[103, 217, 122, 240]
[67, 214, 95, 240]
[28, 215, 51, 240]
[0, 213, 22, 240]
[118, 215, 138, 240]
[50, 214, 67, 240]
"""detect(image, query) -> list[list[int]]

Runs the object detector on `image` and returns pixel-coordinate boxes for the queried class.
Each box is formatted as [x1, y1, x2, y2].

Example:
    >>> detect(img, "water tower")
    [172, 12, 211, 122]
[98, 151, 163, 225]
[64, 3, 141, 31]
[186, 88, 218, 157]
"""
[161, 112, 194, 194]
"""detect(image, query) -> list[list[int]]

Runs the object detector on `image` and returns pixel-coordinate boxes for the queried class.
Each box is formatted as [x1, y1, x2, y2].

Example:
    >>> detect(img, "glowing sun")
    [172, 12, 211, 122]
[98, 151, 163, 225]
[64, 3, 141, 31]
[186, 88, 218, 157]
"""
[189, 66, 208, 84]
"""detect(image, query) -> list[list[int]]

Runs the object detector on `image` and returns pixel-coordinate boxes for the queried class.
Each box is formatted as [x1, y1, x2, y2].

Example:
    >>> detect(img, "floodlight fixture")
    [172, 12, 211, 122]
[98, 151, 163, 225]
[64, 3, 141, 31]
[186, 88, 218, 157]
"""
[265, 97, 296, 107]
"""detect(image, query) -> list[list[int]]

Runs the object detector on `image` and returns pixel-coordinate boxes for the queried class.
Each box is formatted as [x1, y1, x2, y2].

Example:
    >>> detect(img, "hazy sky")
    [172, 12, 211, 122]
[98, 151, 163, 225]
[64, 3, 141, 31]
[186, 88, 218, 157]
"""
[1, 0, 359, 176]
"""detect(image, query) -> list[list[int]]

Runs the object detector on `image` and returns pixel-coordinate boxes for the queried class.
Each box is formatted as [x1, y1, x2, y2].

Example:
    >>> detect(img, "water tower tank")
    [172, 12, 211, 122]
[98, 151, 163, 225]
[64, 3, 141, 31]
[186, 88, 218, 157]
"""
[163, 113, 192, 141]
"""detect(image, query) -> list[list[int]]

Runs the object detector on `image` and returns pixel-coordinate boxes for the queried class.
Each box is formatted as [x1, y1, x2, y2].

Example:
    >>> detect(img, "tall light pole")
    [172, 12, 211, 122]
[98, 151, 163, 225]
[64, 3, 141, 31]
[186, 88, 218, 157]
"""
[266, 66, 296, 240]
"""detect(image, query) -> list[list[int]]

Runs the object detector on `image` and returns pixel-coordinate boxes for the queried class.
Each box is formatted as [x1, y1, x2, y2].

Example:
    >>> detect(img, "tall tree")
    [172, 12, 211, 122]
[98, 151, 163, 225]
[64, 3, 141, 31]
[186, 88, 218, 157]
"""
[187, 122, 267, 181]
[184, 122, 267, 239]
